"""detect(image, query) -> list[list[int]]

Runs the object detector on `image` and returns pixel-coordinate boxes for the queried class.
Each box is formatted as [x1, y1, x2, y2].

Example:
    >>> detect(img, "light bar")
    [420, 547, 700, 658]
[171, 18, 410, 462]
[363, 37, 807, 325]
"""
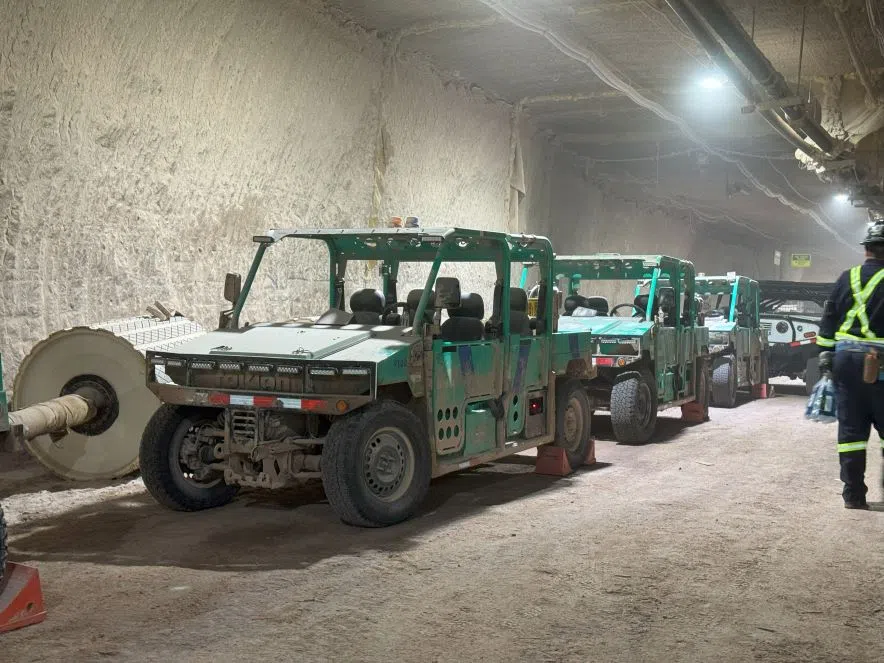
[246, 364, 272, 373]
[150, 356, 166, 366]
[190, 360, 215, 370]
[277, 365, 302, 375]
[341, 367, 370, 376]
[165, 358, 186, 368]
[309, 367, 338, 377]
[218, 362, 241, 371]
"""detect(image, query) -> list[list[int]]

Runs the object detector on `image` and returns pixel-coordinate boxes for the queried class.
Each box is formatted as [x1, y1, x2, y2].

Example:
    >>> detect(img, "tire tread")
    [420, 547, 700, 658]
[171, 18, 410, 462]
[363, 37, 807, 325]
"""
[610, 370, 658, 443]
[712, 358, 737, 408]
[140, 404, 238, 512]
[322, 400, 431, 527]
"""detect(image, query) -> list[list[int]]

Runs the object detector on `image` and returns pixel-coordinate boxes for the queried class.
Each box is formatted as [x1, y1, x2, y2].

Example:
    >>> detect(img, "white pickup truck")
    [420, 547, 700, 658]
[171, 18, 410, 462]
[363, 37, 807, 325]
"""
[758, 280, 831, 394]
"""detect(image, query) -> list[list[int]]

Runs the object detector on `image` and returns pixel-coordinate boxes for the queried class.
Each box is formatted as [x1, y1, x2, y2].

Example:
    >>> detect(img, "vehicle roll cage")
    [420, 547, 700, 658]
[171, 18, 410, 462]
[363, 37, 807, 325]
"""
[232, 227, 556, 336]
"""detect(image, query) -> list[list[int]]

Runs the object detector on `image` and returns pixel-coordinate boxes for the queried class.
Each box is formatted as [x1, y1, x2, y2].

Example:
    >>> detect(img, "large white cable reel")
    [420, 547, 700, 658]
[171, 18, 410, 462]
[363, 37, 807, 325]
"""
[12, 308, 205, 480]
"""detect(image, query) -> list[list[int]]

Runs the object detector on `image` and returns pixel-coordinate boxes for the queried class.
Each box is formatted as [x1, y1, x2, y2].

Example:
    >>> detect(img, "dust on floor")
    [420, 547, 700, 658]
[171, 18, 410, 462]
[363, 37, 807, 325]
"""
[2, 381, 882, 663]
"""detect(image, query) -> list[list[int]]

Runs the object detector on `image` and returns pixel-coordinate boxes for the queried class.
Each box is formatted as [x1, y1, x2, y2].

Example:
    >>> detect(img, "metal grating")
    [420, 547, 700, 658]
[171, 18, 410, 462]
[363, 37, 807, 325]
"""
[231, 410, 258, 445]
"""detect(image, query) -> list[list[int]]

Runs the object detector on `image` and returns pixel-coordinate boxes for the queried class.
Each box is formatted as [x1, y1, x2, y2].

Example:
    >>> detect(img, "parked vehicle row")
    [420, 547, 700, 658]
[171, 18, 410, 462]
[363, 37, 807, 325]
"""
[4, 226, 779, 529]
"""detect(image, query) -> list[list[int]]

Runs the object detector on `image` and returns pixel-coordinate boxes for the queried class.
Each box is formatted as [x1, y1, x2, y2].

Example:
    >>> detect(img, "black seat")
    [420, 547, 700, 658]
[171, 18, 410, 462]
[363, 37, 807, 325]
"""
[350, 289, 385, 325]
[585, 296, 609, 316]
[657, 287, 676, 326]
[633, 294, 659, 319]
[563, 294, 591, 316]
[441, 292, 485, 342]
[509, 288, 532, 335]
[404, 288, 435, 326]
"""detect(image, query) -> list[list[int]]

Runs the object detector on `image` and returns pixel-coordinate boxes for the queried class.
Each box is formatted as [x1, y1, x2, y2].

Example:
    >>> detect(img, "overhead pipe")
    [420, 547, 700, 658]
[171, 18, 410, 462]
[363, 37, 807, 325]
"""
[686, 0, 838, 156]
[478, 0, 859, 250]
[665, 0, 821, 161]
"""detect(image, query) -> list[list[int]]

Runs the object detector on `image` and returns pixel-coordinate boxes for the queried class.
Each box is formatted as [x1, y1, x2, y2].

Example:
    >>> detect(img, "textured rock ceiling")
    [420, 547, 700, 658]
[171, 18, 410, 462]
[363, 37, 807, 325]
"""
[326, 0, 884, 253]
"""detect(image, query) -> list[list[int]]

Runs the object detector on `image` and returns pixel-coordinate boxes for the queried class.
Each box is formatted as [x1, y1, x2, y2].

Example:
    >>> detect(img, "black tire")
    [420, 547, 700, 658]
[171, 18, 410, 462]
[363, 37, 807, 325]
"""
[610, 370, 658, 443]
[552, 379, 593, 470]
[322, 401, 431, 527]
[140, 405, 238, 512]
[0, 503, 7, 589]
[711, 357, 737, 408]
[804, 356, 820, 396]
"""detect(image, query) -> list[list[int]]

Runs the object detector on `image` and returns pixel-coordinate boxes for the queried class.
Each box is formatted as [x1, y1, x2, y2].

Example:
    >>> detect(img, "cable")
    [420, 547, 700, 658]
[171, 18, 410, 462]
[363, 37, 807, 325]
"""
[477, 0, 857, 250]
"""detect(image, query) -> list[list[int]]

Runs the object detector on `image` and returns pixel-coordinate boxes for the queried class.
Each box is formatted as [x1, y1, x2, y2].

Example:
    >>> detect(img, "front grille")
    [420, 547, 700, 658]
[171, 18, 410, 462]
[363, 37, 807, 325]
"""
[230, 410, 257, 445]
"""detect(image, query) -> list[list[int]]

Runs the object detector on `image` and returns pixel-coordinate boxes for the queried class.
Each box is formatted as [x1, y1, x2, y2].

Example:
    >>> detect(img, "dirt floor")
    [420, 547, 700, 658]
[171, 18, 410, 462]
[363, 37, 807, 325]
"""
[2, 380, 882, 663]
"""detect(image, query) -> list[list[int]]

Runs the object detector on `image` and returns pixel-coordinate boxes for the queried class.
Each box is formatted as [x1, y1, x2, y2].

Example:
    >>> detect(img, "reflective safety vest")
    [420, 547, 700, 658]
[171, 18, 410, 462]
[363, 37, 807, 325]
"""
[834, 265, 884, 342]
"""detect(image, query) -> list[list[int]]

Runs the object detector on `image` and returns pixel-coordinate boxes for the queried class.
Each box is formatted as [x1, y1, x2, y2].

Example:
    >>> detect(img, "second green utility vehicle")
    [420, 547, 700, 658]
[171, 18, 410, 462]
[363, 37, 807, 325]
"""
[140, 227, 597, 527]
[696, 273, 769, 407]
[526, 255, 711, 443]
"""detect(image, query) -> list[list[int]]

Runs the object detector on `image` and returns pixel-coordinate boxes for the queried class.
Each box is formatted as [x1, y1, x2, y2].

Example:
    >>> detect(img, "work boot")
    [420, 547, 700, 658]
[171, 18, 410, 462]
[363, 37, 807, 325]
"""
[844, 500, 870, 510]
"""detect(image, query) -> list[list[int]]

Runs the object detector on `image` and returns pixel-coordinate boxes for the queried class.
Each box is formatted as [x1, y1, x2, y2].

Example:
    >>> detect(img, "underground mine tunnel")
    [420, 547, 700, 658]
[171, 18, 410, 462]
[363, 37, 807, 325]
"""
[1, 1, 883, 660]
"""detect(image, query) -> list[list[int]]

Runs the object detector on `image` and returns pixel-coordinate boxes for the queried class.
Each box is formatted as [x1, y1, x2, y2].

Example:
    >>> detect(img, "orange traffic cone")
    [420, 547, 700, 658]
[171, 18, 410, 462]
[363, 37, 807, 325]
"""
[0, 562, 47, 633]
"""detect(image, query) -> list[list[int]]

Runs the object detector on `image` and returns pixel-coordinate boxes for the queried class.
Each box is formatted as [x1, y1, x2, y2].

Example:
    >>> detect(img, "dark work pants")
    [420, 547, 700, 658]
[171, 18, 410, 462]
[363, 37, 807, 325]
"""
[833, 351, 884, 503]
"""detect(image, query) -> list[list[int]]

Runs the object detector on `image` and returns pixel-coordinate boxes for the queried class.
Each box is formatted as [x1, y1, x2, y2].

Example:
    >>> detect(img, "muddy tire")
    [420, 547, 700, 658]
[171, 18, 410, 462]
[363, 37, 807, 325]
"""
[610, 370, 658, 443]
[804, 356, 820, 396]
[712, 357, 738, 408]
[0, 503, 7, 588]
[552, 379, 593, 470]
[322, 401, 431, 527]
[140, 405, 238, 512]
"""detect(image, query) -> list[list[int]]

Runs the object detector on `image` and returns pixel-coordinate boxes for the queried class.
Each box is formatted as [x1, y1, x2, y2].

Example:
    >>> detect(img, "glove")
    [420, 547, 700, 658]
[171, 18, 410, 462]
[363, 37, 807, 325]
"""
[818, 351, 834, 375]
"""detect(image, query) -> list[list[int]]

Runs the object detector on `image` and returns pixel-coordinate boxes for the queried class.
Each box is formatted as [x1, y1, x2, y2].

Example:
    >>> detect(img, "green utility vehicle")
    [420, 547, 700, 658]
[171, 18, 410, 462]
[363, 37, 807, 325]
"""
[526, 255, 711, 443]
[696, 273, 769, 407]
[140, 227, 597, 527]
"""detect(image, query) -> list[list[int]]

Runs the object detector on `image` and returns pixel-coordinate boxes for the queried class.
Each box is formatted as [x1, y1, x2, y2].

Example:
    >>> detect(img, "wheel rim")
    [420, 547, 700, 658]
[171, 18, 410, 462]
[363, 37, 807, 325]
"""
[636, 382, 652, 427]
[561, 395, 586, 452]
[171, 418, 224, 489]
[363, 426, 415, 502]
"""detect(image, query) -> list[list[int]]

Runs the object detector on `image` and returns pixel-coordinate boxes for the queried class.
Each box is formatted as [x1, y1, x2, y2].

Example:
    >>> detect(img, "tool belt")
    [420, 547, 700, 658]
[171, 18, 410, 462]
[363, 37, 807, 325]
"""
[835, 341, 883, 383]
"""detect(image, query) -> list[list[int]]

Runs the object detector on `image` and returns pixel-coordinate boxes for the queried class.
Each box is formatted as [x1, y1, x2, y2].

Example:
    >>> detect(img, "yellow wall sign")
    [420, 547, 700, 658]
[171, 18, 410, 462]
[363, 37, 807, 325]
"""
[790, 253, 812, 268]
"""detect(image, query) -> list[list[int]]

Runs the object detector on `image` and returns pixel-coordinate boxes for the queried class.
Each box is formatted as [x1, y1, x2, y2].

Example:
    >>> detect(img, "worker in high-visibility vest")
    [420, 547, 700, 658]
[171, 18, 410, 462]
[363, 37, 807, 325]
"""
[817, 218, 884, 509]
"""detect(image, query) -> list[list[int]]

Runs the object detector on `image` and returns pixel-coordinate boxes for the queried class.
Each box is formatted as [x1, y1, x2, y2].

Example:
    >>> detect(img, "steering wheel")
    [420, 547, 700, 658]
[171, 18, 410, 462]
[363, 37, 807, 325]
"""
[610, 302, 640, 318]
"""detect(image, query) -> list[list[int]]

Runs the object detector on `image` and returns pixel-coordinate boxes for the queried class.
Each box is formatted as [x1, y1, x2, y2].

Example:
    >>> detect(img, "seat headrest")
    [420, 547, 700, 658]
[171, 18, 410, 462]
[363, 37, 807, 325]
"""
[657, 287, 675, 311]
[434, 277, 461, 309]
[350, 289, 385, 314]
[449, 292, 484, 319]
[510, 288, 528, 312]
[407, 289, 432, 309]
[584, 296, 609, 315]
[564, 294, 590, 314]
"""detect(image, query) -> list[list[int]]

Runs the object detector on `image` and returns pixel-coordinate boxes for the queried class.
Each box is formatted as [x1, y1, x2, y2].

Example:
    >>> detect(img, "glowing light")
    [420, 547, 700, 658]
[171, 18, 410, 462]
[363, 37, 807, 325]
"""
[699, 75, 726, 90]
[834, 193, 849, 203]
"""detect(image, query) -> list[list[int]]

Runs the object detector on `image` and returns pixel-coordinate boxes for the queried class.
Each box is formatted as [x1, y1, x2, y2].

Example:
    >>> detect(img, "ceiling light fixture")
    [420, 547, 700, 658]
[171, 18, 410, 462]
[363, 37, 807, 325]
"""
[834, 192, 849, 203]
[699, 75, 726, 89]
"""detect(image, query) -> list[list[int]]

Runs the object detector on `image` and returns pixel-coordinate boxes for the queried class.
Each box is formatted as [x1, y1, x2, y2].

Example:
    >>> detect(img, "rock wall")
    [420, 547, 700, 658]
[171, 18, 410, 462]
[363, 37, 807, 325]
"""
[0, 0, 517, 381]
